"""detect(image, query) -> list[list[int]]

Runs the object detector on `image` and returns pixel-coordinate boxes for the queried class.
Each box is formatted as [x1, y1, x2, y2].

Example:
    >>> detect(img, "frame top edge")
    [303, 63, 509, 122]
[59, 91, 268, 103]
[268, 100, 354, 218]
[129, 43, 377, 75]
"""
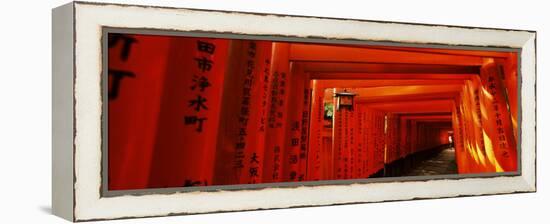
[71, 1, 536, 34]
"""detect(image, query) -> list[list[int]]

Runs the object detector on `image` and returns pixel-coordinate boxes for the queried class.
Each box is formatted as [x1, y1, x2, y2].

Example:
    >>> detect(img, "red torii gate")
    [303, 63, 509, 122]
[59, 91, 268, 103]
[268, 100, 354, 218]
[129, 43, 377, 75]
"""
[106, 35, 518, 190]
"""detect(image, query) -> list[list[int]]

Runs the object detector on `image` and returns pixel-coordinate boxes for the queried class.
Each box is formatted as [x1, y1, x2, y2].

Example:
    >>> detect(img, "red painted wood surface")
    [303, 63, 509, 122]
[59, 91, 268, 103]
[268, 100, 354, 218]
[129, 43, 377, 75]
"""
[108, 35, 519, 190]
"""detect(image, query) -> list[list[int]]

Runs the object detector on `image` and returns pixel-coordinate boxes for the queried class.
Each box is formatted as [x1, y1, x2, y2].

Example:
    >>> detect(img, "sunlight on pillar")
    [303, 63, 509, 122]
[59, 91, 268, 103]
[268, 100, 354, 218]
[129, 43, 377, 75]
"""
[483, 130, 504, 172]
[466, 142, 480, 165]
[475, 142, 487, 167]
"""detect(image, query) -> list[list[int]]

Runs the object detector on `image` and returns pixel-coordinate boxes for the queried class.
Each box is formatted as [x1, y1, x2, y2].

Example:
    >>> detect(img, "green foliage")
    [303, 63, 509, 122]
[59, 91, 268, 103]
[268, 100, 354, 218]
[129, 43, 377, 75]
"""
[324, 102, 334, 120]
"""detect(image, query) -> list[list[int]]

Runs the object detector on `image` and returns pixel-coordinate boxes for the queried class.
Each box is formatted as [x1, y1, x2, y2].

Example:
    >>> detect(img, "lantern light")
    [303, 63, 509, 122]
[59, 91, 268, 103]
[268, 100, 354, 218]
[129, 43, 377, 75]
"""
[334, 90, 357, 111]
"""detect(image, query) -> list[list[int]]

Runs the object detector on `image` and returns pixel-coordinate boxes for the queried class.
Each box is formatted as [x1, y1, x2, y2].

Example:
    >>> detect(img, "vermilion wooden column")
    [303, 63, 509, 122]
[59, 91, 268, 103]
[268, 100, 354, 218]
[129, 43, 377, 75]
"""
[108, 34, 174, 190]
[235, 41, 273, 184]
[376, 112, 386, 173]
[333, 89, 359, 179]
[359, 107, 385, 176]
[353, 104, 366, 178]
[234, 41, 272, 184]
[452, 95, 471, 174]
[283, 63, 309, 182]
[306, 80, 324, 181]
[321, 127, 334, 180]
[210, 40, 247, 185]
[360, 106, 370, 178]
[393, 115, 401, 163]
[262, 43, 292, 183]
[460, 82, 480, 172]
[468, 78, 493, 171]
[298, 71, 311, 181]
[332, 88, 345, 179]
[409, 120, 418, 154]
[399, 117, 410, 160]
[348, 103, 356, 179]
[365, 107, 375, 176]
[385, 114, 399, 164]
[448, 58, 518, 174]
[473, 77, 490, 169]
[496, 55, 519, 144]
[147, 37, 230, 188]
[211, 40, 273, 185]
[479, 59, 518, 172]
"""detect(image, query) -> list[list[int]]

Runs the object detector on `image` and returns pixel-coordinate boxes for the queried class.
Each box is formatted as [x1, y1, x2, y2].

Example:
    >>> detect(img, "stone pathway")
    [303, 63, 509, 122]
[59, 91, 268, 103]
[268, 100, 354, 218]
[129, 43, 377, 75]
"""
[405, 147, 458, 176]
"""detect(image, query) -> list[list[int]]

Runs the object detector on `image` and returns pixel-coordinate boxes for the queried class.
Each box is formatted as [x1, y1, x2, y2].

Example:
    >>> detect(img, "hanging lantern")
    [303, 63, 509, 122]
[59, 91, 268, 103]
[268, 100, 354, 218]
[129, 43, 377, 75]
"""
[335, 90, 357, 111]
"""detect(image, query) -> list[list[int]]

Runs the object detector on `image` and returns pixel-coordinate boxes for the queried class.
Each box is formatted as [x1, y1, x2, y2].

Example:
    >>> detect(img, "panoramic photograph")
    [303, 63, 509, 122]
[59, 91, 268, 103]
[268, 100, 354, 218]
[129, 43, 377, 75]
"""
[106, 32, 519, 191]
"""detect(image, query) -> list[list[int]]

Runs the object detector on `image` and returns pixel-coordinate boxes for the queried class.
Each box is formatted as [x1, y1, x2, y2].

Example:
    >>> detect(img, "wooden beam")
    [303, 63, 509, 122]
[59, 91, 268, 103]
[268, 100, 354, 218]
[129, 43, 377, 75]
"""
[290, 43, 484, 65]
[300, 62, 480, 74]
[316, 79, 465, 88]
[346, 45, 513, 58]
[311, 73, 475, 80]
[355, 92, 458, 104]
[361, 99, 453, 113]
[400, 115, 452, 120]
[349, 85, 462, 98]
[288, 42, 514, 61]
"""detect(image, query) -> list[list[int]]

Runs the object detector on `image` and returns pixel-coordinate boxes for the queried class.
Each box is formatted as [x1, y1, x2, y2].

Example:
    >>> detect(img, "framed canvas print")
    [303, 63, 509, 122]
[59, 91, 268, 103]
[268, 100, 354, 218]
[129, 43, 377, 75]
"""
[52, 1, 537, 222]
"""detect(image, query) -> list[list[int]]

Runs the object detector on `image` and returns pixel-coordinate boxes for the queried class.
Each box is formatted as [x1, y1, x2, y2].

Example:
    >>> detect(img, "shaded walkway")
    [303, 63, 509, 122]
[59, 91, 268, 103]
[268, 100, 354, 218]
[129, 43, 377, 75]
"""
[404, 147, 458, 176]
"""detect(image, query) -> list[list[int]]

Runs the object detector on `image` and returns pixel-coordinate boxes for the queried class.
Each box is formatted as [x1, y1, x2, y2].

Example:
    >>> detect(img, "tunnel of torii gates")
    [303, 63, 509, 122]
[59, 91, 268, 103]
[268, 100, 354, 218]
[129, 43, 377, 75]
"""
[108, 34, 519, 190]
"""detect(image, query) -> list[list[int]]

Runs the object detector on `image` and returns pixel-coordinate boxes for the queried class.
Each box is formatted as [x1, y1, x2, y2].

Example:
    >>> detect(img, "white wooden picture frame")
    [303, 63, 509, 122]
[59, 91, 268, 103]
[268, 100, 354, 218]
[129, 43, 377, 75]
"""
[52, 1, 536, 222]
